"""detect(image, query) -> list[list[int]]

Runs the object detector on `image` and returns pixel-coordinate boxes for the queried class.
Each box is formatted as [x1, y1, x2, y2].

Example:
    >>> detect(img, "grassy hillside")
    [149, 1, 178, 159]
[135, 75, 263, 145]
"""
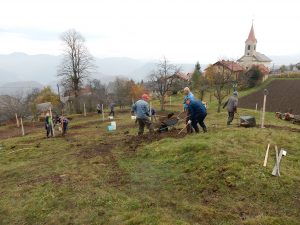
[0, 95, 300, 224]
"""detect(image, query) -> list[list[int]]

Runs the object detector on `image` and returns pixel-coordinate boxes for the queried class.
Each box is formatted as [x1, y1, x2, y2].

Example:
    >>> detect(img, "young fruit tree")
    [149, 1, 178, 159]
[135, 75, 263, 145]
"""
[148, 57, 180, 111]
[205, 64, 233, 112]
[57, 29, 95, 113]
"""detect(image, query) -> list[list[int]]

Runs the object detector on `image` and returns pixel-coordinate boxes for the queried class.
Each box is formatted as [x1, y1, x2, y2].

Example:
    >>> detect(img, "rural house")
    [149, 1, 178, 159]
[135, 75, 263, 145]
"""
[205, 60, 245, 81]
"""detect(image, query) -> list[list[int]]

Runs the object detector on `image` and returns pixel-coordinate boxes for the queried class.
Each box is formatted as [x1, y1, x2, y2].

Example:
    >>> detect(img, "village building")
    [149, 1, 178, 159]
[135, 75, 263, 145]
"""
[237, 24, 272, 70]
[203, 60, 245, 82]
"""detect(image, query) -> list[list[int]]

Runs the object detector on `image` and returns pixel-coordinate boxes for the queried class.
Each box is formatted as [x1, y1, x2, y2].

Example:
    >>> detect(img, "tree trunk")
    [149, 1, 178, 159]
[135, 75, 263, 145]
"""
[160, 97, 165, 111]
[217, 100, 221, 113]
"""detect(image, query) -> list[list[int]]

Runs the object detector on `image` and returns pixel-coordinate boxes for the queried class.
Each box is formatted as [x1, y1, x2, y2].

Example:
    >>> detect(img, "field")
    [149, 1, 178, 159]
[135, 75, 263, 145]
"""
[0, 96, 300, 225]
[239, 79, 300, 114]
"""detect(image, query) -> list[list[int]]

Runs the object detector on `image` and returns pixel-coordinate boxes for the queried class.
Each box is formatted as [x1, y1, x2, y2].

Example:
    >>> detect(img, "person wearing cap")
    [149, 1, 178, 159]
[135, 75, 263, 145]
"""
[131, 94, 154, 135]
[223, 91, 239, 125]
[185, 97, 207, 133]
[183, 87, 195, 133]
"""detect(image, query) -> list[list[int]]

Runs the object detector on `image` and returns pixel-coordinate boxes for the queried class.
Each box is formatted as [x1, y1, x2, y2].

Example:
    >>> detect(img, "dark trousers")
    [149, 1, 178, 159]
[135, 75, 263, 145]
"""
[109, 110, 114, 117]
[186, 110, 193, 133]
[227, 111, 235, 125]
[46, 125, 53, 137]
[191, 113, 207, 133]
[137, 118, 154, 135]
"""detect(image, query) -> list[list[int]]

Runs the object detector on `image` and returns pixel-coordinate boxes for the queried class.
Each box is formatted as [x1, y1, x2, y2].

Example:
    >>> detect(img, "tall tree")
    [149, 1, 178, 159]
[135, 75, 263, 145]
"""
[205, 64, 233, 112]
[191, 61, 201, 92]
[57, 29, 94, 113]
[149, 57, 180, 111]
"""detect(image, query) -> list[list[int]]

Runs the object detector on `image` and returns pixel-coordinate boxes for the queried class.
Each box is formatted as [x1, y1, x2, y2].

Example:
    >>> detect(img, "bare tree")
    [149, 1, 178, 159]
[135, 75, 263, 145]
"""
[57, 29, 95, 113]
[205, 64, 233, 112]
[149, 57, 180, 111]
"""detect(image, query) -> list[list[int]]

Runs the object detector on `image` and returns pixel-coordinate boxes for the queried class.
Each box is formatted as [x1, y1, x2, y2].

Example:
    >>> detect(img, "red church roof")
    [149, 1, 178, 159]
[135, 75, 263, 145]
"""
[246, 24, 257, 43]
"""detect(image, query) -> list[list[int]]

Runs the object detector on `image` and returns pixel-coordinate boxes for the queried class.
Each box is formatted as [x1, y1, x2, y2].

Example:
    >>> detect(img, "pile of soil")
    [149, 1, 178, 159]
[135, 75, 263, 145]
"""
[239, 80, 300, 114]
[125, 129, 187, 151]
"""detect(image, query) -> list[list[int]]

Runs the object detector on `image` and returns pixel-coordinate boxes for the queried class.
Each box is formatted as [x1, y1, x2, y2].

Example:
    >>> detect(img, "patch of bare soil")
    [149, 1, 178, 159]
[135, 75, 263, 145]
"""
[125, 129, 187, 151]
[264, 124, 300, 132]
[239, 79, 300, 114]
[75, 143, 114, 159]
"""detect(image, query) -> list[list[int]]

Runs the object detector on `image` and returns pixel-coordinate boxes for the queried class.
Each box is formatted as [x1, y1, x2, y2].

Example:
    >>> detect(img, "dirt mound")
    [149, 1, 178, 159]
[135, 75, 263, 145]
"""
[239, 79, 300, 114]
[125, 129, 187, 151]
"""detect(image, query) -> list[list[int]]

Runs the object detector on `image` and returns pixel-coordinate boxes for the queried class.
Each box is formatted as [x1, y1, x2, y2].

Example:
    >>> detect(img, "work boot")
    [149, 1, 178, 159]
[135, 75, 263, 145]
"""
[203, 127, 207, 133]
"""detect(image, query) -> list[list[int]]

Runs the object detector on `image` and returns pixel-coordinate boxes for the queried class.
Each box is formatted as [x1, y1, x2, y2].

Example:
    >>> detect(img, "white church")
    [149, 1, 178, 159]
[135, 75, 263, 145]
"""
[237, 24, 272, 70]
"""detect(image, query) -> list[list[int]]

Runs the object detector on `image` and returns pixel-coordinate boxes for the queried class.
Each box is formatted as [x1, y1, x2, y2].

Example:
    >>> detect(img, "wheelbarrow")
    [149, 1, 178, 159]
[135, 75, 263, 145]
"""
[157, 112, 186, 132]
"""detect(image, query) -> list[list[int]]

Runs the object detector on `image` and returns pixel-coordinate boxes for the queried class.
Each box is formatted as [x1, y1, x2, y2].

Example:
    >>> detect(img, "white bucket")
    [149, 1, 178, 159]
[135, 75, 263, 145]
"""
[110, 121, 116, 130]
[131, 115, 136, 120]
[108, 116, 113, 120]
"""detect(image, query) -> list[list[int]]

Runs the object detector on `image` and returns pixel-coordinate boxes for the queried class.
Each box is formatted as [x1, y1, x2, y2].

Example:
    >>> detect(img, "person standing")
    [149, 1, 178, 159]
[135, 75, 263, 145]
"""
[131, 94, 154, 135]
[96, 104, 102, 114]
[223, 91, 238, 125]
[185, 97, 207, 133]
[45, 112, 53, 138]
[109, 102, 115, 117]
[183, 87, 195, 133]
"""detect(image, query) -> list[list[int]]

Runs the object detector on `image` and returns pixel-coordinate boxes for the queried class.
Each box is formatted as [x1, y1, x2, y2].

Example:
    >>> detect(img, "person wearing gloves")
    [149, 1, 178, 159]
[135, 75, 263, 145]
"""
[183, 87, 195, 133]
[131, 94, 154, 135]
[223, 91, 238, 125]
[185, 97, 207, 133]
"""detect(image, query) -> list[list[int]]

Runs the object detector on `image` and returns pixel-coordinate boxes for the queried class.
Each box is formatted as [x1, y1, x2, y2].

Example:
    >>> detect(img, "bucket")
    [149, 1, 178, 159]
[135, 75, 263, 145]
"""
[107, 125, 114, 131]
[131, 116, 136, 120]
[110, 121, 116, 130]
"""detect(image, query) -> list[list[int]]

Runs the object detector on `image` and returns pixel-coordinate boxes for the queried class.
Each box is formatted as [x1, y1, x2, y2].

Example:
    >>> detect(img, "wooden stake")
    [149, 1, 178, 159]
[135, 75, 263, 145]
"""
[15, 113, 20, 127]
[49, 107, 55, 137]
[83, 103, 86, 117]
[102, 104, 104, 121]
[263, 143, 270, 167]
[149, 102, 152, 121]
[272, 145, 280, 176]
[20, 117, 25, 136]
[261, 92, 267, 128]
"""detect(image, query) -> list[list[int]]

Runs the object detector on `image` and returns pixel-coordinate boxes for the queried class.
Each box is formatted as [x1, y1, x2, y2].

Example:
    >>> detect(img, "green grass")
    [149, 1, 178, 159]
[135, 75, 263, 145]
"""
[0, 93, 299, 224]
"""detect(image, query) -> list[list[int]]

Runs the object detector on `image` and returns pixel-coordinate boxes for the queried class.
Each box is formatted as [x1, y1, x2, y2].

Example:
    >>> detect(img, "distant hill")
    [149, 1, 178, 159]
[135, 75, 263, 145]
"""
[0, 81, 43, 97]
[0, 52, 196, 85]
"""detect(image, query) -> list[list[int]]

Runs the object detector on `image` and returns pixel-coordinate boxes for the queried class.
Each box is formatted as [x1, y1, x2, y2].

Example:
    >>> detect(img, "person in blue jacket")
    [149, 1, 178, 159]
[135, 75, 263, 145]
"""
[183, 87, 195, 133]
[131, 94, 154, 135]
[185, 97, 207, 133]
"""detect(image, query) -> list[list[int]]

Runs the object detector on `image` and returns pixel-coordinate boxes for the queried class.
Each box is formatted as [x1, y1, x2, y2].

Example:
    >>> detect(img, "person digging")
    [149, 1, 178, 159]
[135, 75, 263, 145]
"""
[131, 94, 154, 135]
[223, 91, 238, 125]
[183, 87, 195, 133]
[185, 97, 207, 133]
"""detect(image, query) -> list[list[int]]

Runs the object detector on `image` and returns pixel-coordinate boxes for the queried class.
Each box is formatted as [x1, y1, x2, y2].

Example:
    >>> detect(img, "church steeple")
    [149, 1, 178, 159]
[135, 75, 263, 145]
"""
[244, 23, 257, 56]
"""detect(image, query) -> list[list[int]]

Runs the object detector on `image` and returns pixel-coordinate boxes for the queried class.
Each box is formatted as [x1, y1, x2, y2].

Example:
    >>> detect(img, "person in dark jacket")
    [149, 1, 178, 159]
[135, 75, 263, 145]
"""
[223, 91, 238, 125]
[185, 98, 207, 133]
[109, 102, 115, 117]
[131, 94, 154, 135]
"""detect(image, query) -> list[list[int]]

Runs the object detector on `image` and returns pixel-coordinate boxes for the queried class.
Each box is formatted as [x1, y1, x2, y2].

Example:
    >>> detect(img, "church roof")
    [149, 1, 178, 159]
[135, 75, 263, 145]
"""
[246, 24, 257, 43]
[254, 52, 272, 62]
[237, 52, 272, 63]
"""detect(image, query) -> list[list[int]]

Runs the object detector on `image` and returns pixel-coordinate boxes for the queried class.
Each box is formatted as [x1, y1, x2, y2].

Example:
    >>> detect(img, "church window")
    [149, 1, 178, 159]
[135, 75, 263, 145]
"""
[248, 45, 251, 50]
[254, 45, 256, 50]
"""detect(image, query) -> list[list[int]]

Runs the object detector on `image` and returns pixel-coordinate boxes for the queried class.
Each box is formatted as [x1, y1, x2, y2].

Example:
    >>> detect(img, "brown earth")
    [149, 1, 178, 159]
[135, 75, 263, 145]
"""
[239, 79, 300, 114]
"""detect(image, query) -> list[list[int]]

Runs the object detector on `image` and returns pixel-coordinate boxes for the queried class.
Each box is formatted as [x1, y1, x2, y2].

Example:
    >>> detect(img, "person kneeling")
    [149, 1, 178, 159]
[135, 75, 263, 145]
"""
[185, 97, 207, 133]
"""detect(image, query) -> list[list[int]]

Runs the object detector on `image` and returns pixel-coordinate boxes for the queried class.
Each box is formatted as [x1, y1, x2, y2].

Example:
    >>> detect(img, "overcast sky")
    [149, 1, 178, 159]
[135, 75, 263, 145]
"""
[0, 0, 299, 63]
